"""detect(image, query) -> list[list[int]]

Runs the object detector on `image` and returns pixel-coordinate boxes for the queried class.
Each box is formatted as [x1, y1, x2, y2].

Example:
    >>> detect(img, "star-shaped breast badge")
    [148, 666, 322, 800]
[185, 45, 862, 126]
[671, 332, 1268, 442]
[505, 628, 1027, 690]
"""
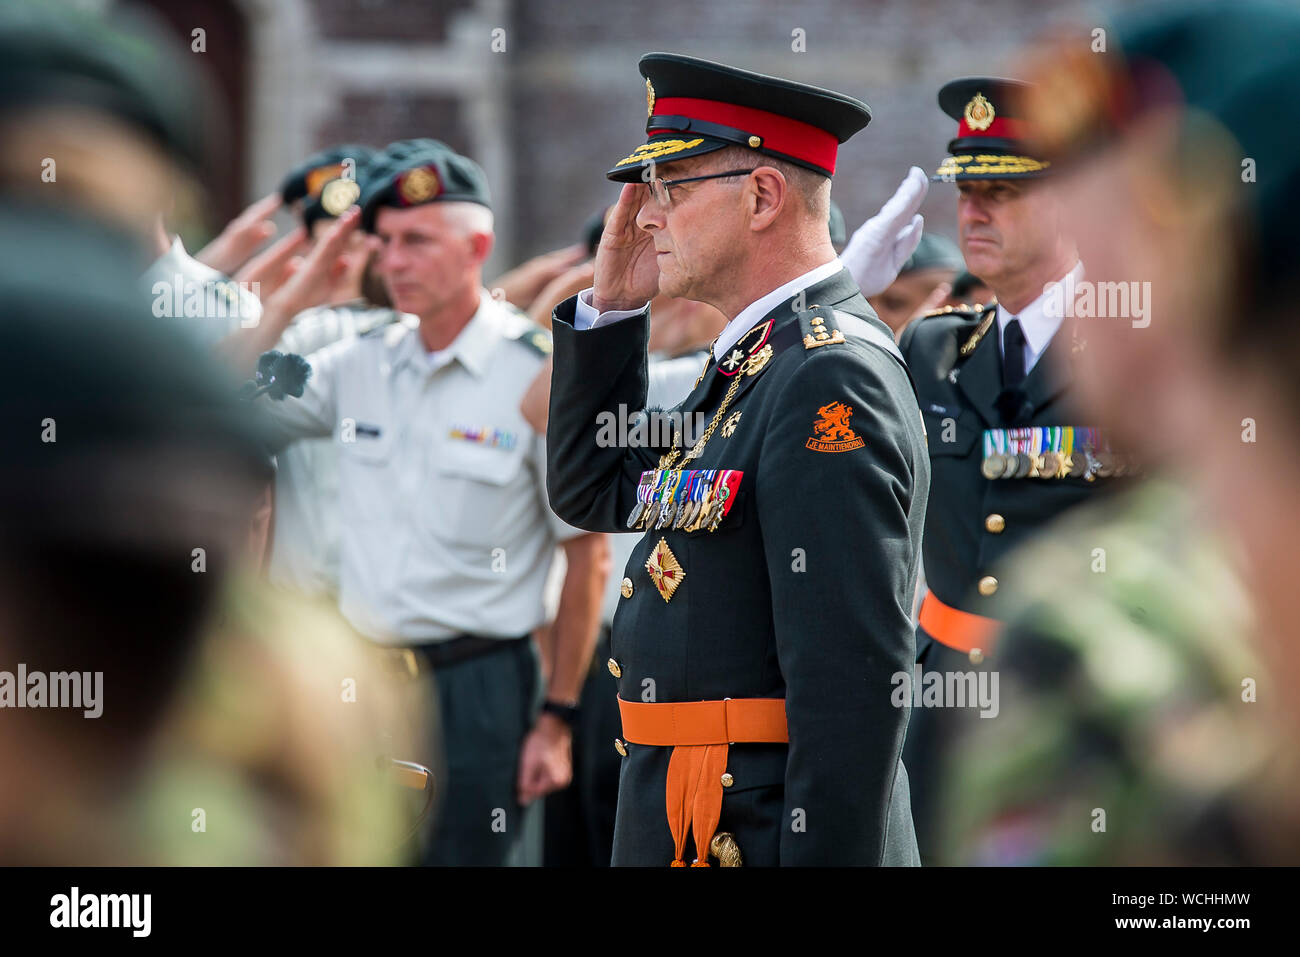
[645, 537, 684, 603]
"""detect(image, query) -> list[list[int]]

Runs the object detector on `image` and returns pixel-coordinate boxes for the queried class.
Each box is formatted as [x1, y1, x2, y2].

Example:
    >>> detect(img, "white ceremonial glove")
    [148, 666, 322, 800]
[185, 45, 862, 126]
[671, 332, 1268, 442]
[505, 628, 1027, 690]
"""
[841, 166, 929, 297]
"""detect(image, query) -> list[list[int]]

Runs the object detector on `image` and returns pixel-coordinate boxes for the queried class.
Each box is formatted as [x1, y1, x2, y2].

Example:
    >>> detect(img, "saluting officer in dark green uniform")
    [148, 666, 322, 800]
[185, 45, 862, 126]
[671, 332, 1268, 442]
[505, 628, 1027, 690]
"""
[898, 78, 1134, 863]
[546, 53, 929, 866]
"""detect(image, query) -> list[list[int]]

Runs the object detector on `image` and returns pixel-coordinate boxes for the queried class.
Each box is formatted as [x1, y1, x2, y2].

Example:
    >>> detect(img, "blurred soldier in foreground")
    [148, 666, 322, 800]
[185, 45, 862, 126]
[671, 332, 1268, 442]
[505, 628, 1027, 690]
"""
[0, 0, 205, 245]
[942, 0, 1300, 864]
[254, 139, 608, 866]
[898, 76, 1134, 863]
[0, 208, 424, 864]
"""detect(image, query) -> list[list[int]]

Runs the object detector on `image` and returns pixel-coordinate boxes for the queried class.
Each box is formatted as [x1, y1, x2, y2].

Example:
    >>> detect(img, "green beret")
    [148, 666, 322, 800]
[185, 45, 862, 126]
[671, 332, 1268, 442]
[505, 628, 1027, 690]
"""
[1113, 0, 1300, 295]
[0, 205, 274, 548]
[359, 139, 491, 232]
[899, 232, 963, 275]
[280, 144, 377, 230]
[0, 0, 208, 171]
[1028, 0, 1300, 302]
[280, 144, 376, 204]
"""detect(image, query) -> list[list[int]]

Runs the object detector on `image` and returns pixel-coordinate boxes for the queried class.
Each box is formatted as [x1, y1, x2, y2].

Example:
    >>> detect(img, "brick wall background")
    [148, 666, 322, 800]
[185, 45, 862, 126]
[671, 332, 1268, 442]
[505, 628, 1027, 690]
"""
[137, 0, 1149, 275]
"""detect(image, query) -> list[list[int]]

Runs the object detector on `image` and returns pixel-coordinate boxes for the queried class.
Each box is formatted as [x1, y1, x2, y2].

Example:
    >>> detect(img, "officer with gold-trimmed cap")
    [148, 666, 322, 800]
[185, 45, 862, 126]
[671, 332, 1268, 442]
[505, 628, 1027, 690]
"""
[932, 78, 1051, 182]
[606, 52, 871, 181]
[898, 76, 1132, 864]
[546, 52, 929, 866]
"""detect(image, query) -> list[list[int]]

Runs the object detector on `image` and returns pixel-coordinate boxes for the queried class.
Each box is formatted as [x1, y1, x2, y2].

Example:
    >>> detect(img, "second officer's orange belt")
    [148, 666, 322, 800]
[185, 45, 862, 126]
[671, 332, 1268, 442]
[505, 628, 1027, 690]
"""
[918, 591, 1000, 654]
[617, 696, 788, 867]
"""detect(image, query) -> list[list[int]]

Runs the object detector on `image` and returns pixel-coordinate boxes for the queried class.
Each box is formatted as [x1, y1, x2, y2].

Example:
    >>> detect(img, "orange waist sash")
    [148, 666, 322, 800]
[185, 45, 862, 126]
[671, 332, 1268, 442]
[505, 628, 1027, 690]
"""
[918, 591, 1001, 654]
[618, 696, 788, 866]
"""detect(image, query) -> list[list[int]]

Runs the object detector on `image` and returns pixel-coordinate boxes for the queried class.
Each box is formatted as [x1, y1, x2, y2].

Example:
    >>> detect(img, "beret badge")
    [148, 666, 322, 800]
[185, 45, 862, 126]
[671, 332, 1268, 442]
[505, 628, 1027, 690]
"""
[399, 166, 441, 205]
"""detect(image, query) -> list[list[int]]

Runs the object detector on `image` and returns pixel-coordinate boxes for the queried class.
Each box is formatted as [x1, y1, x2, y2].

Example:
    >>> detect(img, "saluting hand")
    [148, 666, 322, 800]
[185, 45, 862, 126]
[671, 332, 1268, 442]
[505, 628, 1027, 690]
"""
[195, 192, 283, 276]
[591, 183, 659, 312]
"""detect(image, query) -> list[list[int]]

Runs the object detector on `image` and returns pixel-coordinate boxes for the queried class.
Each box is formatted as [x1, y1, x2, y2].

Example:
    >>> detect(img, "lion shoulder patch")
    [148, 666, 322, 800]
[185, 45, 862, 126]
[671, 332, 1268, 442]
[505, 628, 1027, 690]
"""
[805, 400, 865, 453]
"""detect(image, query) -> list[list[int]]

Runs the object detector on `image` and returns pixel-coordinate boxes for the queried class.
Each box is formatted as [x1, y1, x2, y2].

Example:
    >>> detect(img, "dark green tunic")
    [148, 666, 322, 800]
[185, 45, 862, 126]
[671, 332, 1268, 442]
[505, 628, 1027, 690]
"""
[546, 268, 929, 866]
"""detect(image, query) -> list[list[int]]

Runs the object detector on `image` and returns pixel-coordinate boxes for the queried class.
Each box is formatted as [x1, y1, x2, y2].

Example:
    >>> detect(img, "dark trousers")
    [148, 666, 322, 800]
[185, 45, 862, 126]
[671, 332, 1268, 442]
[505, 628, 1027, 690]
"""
[417, 636, 543, 866]
[901, 632, 995, 866]
[543, 625, 622, 866]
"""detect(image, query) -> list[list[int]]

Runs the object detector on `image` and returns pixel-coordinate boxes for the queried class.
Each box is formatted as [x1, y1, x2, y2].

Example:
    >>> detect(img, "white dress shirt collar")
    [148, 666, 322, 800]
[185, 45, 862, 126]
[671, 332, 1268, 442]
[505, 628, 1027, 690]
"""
[712, 258, 844, 362]
[996, 260, 1084, 373]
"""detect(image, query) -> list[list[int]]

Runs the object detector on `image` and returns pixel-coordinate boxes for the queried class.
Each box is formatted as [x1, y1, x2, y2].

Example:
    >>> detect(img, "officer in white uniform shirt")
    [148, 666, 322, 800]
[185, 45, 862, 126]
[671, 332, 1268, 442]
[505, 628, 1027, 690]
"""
[258, 139, 608, 867]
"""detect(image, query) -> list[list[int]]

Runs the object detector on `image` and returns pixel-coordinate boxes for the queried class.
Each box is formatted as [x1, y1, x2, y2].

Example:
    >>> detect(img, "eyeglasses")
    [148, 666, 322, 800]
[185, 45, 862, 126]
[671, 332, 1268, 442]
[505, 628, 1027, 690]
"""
[646, 168, 756, 207]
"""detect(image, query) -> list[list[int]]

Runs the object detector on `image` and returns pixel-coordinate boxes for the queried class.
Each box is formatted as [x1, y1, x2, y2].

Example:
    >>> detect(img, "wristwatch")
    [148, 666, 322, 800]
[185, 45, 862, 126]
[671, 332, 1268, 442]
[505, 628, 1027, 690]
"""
[541, 699, 580, 727]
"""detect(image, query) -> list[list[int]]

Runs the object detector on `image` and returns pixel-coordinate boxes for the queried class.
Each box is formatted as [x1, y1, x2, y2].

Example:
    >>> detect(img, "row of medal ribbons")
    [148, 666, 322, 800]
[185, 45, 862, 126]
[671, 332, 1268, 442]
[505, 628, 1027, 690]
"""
[981, 426, 1135, 481]
[627, 468, 744, 533]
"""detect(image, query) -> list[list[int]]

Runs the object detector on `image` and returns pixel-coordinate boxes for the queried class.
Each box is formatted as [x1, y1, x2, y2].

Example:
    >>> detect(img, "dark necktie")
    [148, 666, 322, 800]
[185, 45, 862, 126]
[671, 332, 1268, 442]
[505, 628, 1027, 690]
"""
[1002, 318, 1026, 388]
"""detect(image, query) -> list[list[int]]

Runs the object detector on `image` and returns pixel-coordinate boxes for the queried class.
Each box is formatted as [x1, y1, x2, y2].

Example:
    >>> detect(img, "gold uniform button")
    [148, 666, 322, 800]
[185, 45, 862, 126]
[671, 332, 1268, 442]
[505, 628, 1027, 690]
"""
[978, 575, 998, 597]
[620, 577, 633, 599]
[969, 648, 984, 665]
[606, 657, 622, 679]
[747, 134, 762, 148]
[984, 513, 1006, 534]
[720, 773, 734, 788]
[614, 738, 628, 757]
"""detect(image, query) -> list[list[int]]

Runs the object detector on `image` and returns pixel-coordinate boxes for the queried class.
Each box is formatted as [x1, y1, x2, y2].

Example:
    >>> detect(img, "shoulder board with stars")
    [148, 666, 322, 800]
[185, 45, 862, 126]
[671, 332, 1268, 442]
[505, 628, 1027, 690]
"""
[797, 306, 905, 367]
[799, 305, 846, 350]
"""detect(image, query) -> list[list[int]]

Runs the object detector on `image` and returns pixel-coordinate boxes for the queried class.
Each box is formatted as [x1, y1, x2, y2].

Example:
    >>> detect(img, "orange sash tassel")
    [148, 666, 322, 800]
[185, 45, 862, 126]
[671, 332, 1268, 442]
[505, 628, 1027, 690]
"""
[619, 696, 788, 866]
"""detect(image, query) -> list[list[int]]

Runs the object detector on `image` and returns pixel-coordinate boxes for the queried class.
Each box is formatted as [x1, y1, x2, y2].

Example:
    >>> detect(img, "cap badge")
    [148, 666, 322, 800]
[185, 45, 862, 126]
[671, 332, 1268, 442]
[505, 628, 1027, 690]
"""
[964, 92, 995, 131]
[320, 177, 361, 216]
[646, 78, 656, 117]
[399, 166, 440, 204]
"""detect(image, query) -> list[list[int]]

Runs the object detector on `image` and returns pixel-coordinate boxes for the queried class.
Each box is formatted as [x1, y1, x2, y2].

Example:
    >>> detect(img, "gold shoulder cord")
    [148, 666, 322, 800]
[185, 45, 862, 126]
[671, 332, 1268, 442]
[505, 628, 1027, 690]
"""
[658, 373, 741, 469]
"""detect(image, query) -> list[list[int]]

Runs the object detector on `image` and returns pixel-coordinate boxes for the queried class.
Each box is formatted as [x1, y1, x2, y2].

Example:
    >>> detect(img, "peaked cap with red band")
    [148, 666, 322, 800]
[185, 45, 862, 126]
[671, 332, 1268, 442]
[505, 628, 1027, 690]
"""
[606, 52, 871, 182]
[933, 77, 1051, 182]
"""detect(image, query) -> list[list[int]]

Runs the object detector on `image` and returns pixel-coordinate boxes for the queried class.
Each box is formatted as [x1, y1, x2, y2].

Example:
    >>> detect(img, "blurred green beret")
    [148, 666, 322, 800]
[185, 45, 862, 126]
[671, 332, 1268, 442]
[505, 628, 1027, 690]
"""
[280, 144, 377, 231]
[359, 138, 491, 232]
[0, 0, 207, 171]
[1027, 0, 1300, 298]
[900, 232, 964, 276]
[280, 144, 375, 202]
[0, 204, 274, 547]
